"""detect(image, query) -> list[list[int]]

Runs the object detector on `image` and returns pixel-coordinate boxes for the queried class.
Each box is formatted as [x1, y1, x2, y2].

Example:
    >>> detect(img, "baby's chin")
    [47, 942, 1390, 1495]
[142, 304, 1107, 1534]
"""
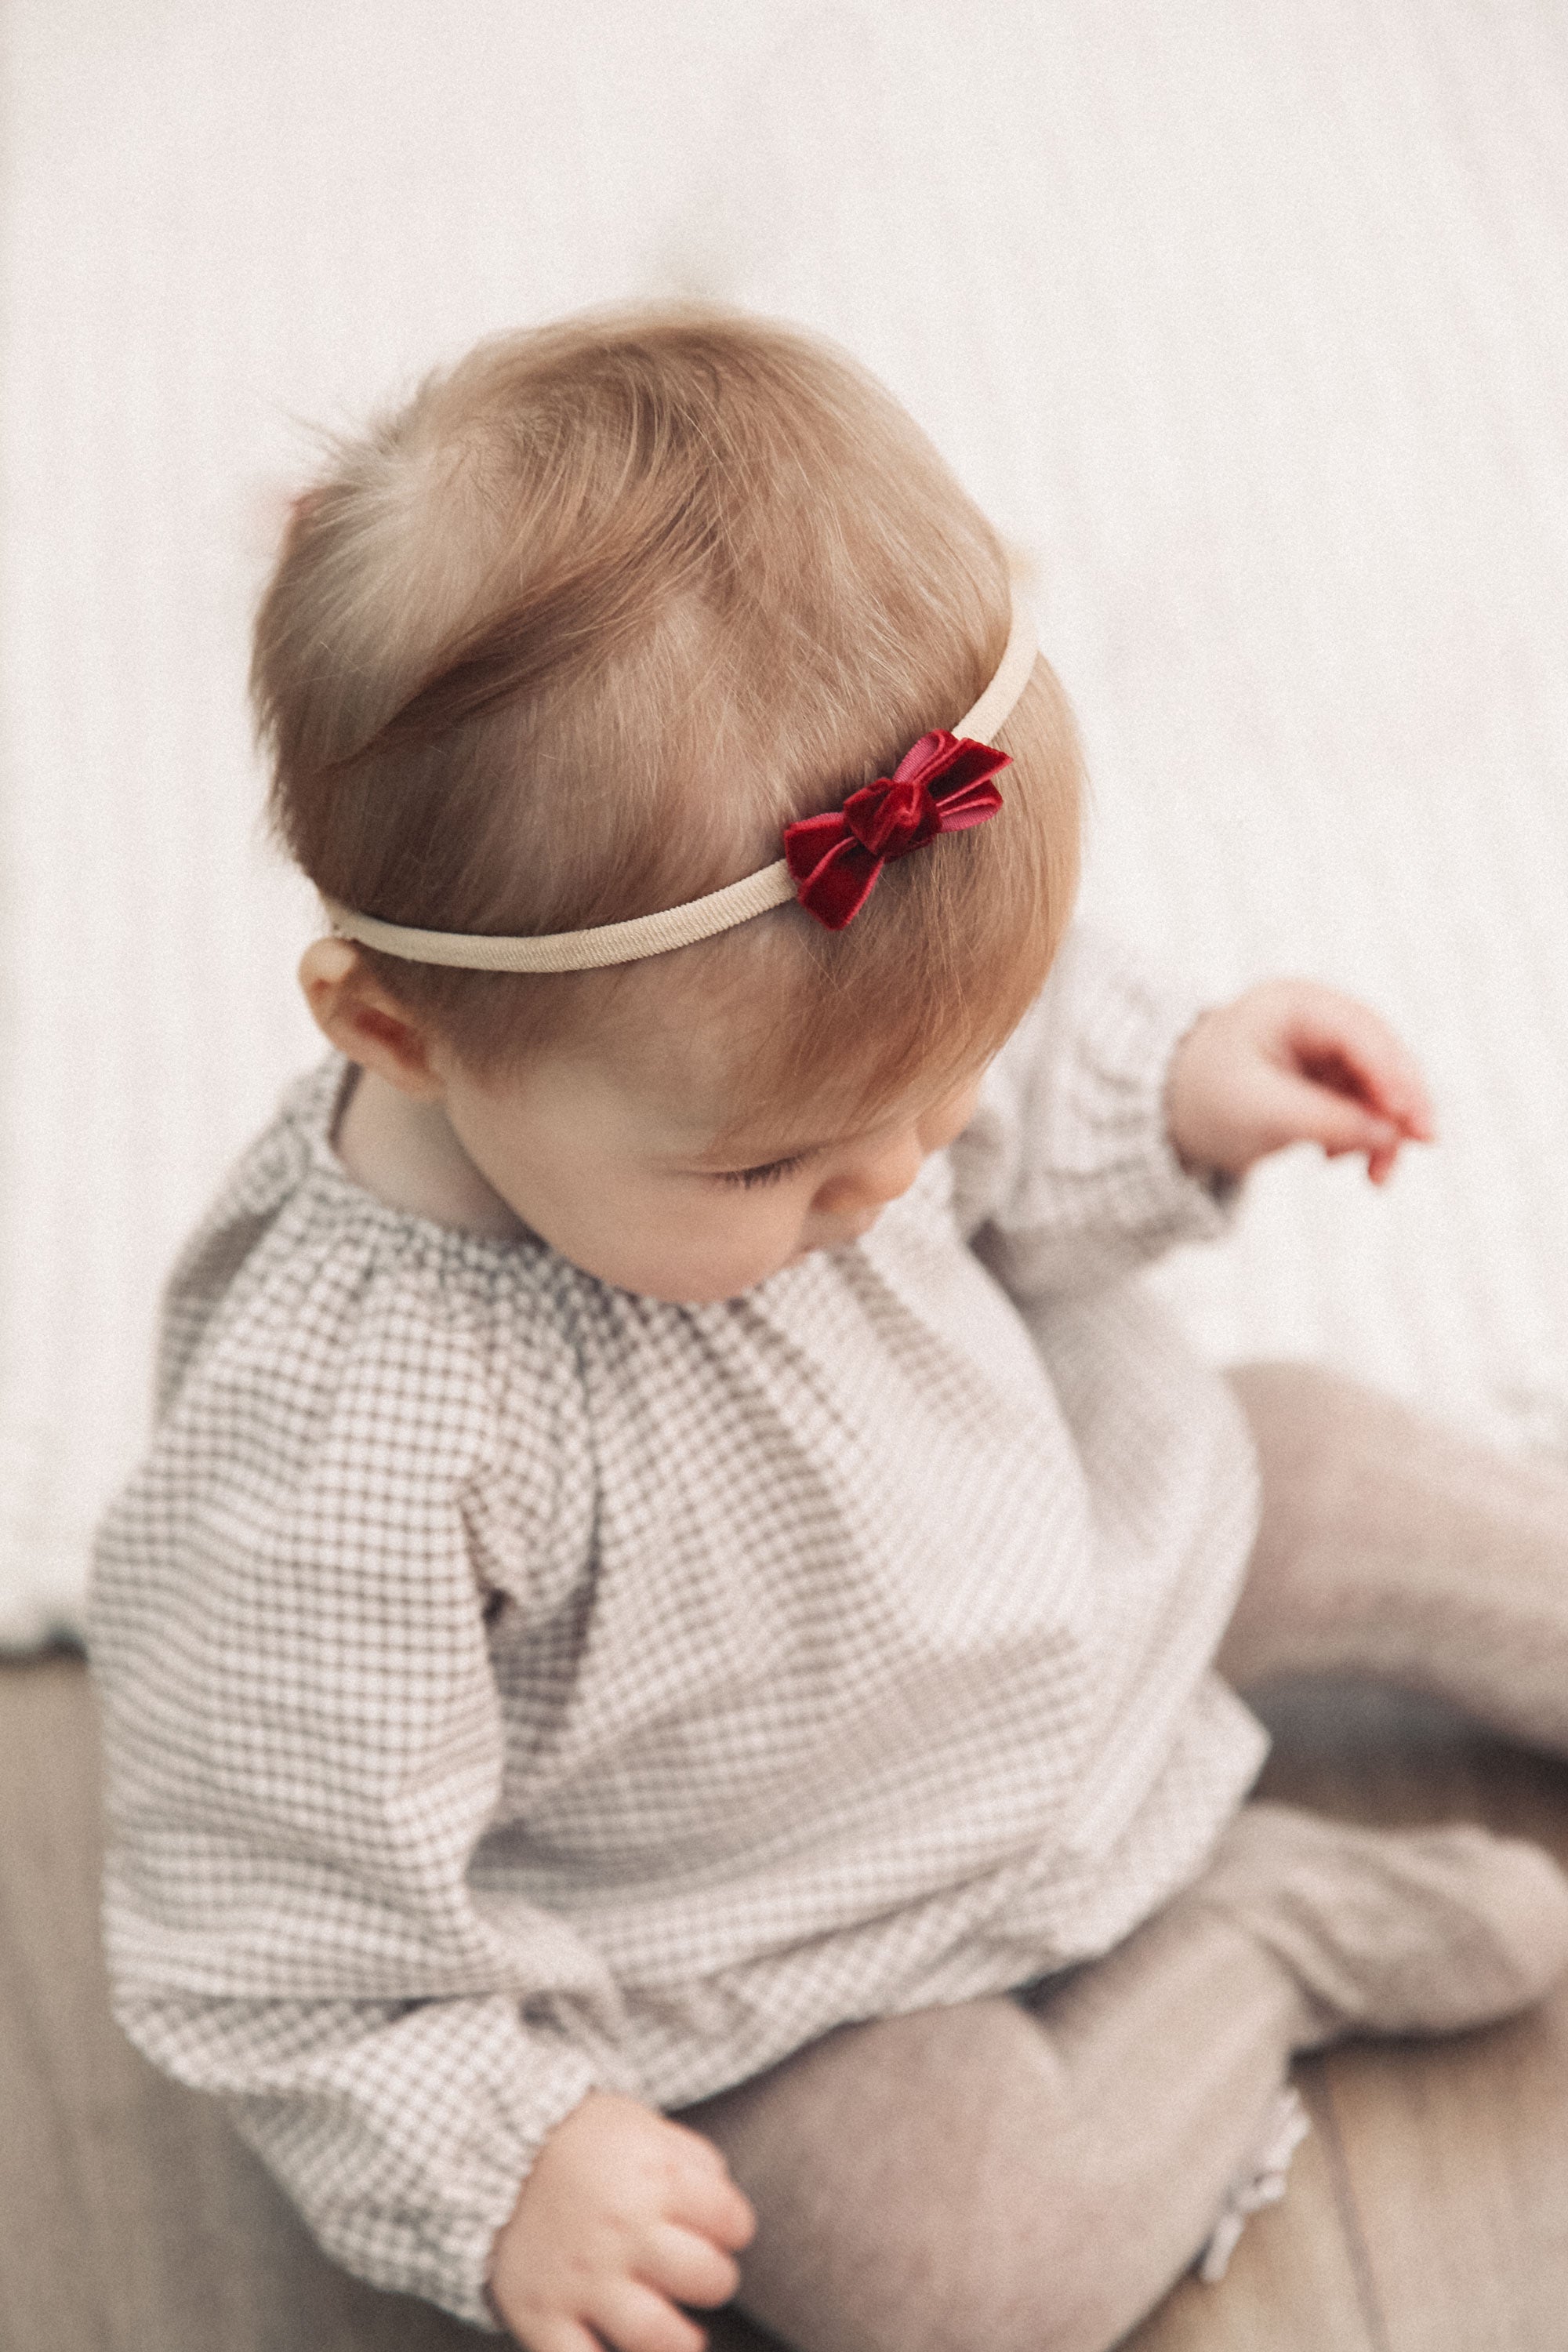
[573, 1217, 886, 1305]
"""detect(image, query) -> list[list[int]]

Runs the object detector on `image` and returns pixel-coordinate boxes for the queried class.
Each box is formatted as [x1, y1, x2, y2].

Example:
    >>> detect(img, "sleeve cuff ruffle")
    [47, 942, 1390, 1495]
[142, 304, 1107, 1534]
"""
[126, 1986, 608, 2332]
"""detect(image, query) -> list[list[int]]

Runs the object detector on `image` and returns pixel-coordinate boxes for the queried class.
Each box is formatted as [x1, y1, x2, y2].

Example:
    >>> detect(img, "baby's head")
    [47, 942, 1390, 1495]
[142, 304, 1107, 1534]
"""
[256, 306, 1083, 1300]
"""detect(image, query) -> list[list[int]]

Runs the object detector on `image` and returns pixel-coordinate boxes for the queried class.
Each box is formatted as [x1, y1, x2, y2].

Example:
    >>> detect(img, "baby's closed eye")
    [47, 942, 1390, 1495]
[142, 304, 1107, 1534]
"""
[714, 1155, 809, 1190]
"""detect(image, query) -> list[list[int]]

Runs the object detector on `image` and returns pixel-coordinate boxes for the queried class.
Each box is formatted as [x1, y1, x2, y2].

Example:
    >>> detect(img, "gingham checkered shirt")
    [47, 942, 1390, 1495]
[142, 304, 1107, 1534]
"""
[90, 927, 1267, 2326]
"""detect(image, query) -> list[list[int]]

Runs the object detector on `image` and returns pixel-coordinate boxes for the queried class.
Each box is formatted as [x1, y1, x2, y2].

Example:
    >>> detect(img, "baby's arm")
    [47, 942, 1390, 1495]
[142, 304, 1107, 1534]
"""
[952, 930, 1435, 1303]
[1164, 978, 1435, 1186]
[489, 2091, 755, 2352]
[94, 1233, 731, 2332]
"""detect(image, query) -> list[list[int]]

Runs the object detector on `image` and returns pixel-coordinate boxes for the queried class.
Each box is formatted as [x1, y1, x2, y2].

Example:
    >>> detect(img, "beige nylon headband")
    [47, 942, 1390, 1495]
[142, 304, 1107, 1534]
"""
[322, 597, 1038, 975]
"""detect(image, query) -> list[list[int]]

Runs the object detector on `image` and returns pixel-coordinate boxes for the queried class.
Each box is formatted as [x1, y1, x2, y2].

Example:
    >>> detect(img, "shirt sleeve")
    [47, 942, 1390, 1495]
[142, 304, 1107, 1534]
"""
[89, 1229, 619, 2328]
[949, 924, 1239, 1299]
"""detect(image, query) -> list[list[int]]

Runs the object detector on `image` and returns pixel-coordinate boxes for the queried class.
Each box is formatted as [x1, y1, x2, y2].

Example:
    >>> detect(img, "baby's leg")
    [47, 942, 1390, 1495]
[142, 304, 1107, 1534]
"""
[684, 1806, 1568, 2352]
[1221, 1363, 1568, 1749]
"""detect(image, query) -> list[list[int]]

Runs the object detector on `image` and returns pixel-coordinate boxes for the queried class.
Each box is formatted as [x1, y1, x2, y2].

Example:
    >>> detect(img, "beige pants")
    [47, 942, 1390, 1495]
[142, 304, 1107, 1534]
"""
[679, 1366, 1568, 2352]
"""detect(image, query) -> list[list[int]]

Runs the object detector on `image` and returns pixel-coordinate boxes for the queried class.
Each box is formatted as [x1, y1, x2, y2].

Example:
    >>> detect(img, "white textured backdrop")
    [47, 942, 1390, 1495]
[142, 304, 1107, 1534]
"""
[3, 0, 1566, 1646]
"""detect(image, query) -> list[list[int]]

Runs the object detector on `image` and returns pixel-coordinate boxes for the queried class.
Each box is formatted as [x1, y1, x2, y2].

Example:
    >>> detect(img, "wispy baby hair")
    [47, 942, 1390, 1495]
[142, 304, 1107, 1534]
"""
[254, 304, 1083, 1120]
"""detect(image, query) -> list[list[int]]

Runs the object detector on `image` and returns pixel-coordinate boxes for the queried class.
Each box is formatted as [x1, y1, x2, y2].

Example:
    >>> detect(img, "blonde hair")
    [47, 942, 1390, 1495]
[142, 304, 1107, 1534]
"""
[254, 305, 1082, 1127]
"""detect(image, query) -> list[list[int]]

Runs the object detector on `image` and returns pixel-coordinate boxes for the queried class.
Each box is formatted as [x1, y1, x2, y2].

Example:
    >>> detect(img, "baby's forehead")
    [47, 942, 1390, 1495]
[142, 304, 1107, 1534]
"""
[573, 933, 1000, 1163]
[601, 1029, 971, 1168]
[561, 1017, 830, 1160]
[618, 1068, 848, 1167]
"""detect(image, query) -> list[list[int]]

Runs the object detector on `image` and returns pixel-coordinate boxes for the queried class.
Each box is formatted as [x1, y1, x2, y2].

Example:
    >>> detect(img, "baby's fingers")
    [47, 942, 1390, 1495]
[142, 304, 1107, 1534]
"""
[669, 2154, 757, 2252]
[641, 2220, 744, 2310]
[1364, 1135, 1402, 1186]
[593, 2277, 709, 2352]
[1262, 1067, 1403, 1167]
[528, 2321, 605, 2352]
[1283, 992, 1435, 1139]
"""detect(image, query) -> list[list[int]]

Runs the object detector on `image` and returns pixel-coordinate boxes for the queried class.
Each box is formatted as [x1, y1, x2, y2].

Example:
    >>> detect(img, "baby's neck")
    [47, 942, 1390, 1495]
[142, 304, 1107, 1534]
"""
[333, 1068, 528, 1241]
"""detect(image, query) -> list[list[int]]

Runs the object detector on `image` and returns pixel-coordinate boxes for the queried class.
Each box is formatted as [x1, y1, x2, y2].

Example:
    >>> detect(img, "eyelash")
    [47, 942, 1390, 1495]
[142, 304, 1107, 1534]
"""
[715, 1154, 809, 1190]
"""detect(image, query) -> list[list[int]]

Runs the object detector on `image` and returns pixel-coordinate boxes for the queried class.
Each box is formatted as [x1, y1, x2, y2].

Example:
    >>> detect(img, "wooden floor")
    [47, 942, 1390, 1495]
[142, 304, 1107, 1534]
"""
[4, 1655, 1566, 2352]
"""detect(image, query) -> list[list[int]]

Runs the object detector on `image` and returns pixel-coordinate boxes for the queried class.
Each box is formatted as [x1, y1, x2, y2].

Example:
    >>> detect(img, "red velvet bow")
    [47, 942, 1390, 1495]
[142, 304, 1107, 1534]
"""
[782, 731, 1011, 931]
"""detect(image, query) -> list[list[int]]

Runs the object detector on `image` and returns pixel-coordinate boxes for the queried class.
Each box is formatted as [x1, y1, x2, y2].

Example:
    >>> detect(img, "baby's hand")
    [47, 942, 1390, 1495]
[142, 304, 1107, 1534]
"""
[1165, 978, 1436, 1185]
[488, 2089, 756, 2352]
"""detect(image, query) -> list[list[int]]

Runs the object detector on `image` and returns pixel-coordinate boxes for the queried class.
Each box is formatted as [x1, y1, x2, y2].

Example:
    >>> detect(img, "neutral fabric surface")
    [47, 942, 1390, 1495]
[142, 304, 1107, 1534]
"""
[4, 0, 1568, 1646]
[89, 929, 1266, 2325]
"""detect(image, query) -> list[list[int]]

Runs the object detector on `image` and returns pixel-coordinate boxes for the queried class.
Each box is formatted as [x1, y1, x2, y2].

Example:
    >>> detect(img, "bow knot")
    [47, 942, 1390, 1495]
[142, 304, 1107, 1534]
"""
[782, 731, 1010, 931]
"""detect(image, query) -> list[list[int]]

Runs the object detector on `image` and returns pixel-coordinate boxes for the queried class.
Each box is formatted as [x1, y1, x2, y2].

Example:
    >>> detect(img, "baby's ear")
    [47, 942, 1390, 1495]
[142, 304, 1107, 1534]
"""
[298, 938, 445, 1099]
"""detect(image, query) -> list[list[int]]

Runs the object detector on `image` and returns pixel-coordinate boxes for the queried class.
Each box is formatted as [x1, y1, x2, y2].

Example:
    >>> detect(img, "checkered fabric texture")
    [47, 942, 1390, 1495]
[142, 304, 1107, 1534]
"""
[89, 928, 1267, 2324]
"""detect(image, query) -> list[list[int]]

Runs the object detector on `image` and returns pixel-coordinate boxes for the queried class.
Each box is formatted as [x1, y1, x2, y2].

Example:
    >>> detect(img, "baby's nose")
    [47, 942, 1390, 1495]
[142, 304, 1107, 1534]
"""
[815, 1129, 925, 1214]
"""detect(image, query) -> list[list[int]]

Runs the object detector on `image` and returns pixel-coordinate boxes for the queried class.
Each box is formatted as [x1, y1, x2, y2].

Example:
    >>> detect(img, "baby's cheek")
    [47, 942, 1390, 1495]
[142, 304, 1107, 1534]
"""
[707, 1196, 804, 1281]
[622, 1197, 796, 1304]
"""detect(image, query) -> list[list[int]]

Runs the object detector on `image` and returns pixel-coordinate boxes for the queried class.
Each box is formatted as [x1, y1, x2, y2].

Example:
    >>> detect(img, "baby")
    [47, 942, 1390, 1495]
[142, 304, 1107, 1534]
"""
[90, 307, 1568, 2352]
